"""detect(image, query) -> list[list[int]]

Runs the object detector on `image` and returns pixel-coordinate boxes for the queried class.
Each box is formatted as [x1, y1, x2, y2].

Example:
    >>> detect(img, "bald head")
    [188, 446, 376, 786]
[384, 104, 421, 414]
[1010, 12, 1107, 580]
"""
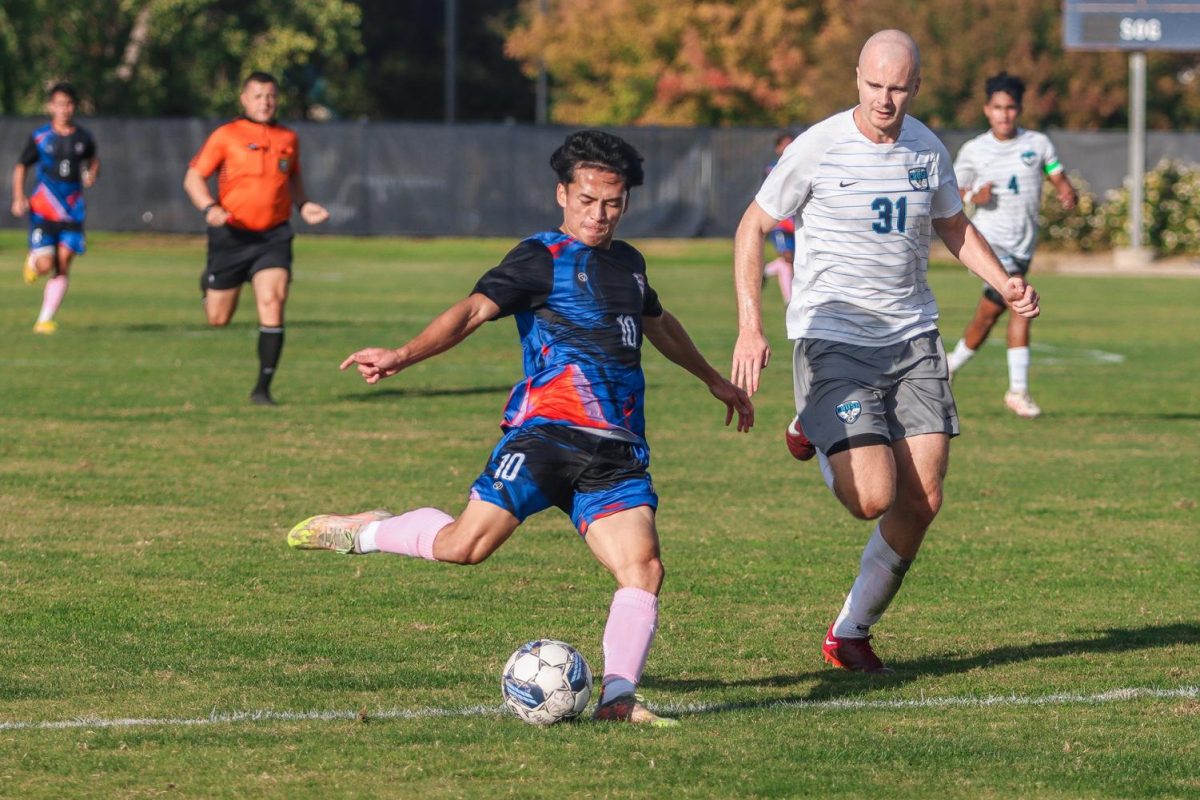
[854, 29, 922, 142]
[858, 30, 921, 78]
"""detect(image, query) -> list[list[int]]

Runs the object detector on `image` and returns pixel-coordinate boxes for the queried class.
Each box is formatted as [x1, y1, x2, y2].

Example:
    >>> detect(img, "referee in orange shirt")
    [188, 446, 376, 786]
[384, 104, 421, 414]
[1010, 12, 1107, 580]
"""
[183, 71, 330, 405]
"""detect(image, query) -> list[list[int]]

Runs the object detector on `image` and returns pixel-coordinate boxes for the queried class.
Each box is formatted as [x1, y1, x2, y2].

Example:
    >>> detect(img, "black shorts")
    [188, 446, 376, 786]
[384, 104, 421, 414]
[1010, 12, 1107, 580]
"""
[203, 222, 293, 291]
[983, 255, 1031, 306]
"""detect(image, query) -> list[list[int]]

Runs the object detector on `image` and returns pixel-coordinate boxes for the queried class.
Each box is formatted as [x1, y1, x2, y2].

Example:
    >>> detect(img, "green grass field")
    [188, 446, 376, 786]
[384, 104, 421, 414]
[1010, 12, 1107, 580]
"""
[1, 230, 1197, 798]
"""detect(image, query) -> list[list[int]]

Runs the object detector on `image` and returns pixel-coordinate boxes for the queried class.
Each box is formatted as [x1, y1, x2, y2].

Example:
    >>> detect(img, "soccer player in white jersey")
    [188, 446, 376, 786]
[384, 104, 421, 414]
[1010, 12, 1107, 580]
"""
[946, 72, 1077, 418]
[731, 30, 1040, 672]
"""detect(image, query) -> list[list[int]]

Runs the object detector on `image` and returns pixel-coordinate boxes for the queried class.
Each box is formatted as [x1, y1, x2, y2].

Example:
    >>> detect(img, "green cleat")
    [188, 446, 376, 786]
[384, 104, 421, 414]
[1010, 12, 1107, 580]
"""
[287, 509, 392, 554]
[592, 693, 679, 728]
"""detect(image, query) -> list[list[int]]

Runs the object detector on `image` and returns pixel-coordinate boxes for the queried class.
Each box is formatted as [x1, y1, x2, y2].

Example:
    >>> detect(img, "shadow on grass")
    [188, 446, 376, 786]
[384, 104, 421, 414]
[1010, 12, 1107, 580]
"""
[644, 622, 1200, 715]
[339, 385, 512, 401]
[84, 319, 376, 334]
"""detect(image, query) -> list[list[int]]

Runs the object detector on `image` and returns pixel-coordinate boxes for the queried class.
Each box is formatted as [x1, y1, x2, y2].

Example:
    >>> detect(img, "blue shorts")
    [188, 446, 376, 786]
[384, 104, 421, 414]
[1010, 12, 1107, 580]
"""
[767, 228, 794, 257]
[29, 220, 85, 255]
[469, 424, 658, 536]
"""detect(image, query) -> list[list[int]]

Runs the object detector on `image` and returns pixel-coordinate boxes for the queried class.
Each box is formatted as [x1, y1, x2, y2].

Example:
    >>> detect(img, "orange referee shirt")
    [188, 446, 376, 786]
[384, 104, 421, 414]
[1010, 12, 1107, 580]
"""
[190, 118, 300, 232]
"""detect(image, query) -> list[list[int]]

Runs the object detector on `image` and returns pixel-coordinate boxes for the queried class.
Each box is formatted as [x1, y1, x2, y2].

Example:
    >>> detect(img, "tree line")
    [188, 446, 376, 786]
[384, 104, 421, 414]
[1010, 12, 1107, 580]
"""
[1, 0, 1196, 129]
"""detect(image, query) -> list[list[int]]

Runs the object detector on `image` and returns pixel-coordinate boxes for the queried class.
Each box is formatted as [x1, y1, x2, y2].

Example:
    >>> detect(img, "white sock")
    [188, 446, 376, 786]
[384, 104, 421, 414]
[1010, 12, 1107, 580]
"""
[1007, 346, 1030, 393]
[947, 339, 975, 373]
[600, 677, 636, 704]
[356, 521, 381, 553]
[816, 450, 835, 493]
[832, 525, 913, 638]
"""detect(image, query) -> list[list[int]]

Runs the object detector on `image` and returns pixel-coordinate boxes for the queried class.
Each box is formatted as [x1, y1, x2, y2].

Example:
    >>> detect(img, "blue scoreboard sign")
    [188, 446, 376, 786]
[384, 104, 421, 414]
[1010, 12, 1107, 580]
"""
[1064, 0, 1200, 50]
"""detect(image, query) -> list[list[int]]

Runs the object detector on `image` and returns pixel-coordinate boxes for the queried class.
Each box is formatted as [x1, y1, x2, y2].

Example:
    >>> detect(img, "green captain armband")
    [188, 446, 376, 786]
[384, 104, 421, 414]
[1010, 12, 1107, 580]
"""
[1044, 159, 1062, 176]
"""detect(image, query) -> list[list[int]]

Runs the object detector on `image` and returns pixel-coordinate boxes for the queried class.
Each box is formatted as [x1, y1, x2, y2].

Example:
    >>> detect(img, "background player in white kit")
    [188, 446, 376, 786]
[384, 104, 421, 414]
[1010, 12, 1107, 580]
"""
[731, 30, 1040, 672]
[946, 73, 1077, 418]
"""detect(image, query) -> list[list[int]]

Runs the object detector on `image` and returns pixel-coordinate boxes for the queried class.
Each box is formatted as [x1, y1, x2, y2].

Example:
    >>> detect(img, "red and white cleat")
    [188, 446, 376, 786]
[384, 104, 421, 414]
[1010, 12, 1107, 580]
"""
[822, 624, 894, 674]
[785, 416, 816, 461]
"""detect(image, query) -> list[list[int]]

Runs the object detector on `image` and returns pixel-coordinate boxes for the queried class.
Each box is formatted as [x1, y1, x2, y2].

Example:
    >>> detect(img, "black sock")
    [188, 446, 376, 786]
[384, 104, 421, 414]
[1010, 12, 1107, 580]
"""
[255, 326, 285, 393]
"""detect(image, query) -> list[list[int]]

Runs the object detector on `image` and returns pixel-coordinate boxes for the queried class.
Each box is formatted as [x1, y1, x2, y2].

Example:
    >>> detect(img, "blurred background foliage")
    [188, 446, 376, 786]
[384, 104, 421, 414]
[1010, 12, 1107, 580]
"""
[1, 0, 1197, 128]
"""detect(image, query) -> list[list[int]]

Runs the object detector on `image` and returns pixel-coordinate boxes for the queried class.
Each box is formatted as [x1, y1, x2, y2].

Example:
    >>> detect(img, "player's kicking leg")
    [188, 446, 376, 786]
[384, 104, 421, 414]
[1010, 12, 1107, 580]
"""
[581, 505, 677, 727]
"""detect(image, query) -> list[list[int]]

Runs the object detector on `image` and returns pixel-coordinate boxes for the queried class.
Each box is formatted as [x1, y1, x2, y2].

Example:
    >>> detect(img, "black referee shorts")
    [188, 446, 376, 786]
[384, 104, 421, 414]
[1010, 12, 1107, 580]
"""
[203, 222, 294, 291]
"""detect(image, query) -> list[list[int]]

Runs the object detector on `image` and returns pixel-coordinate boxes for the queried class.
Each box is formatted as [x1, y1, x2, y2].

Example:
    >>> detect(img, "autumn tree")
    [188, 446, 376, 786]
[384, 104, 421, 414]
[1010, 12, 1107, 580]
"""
[506, 0, 1200, 130]
[505, 0, 813, 126]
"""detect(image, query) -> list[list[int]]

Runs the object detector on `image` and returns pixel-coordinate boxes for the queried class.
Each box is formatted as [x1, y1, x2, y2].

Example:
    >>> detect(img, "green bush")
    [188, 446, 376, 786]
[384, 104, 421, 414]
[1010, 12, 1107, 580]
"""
[1039, 159, 1200, 255]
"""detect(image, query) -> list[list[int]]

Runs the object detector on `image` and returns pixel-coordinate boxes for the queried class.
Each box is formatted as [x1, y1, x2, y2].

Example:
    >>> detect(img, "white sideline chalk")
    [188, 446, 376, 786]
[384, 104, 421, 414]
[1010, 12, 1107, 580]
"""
[2, 686, 1197, 732]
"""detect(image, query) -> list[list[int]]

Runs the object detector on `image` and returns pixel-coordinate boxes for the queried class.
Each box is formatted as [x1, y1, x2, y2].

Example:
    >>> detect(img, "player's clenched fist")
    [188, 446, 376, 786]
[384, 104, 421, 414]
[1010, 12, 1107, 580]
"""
[1004, 277, 1040, 319]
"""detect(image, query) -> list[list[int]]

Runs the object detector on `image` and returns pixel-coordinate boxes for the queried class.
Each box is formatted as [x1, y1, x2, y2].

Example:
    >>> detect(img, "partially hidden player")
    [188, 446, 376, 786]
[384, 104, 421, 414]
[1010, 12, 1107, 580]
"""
[11, 82, 99, 334]
[946, 72, 1077, 418]
[762, 130, 798, 304]
[731, 31, 1039, 673]
[288, 130, 754, 726]
[183, 71, 330, 405]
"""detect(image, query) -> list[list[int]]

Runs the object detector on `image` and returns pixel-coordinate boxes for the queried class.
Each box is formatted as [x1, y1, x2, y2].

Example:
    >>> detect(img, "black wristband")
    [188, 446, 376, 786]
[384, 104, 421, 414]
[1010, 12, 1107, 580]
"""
[203, 202, 219, 215]
[297, 200, 311, 212]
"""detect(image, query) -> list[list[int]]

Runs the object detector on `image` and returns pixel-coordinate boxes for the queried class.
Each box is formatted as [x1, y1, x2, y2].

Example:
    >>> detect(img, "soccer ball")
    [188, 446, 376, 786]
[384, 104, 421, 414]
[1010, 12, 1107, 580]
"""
[501, 639, 593, 726]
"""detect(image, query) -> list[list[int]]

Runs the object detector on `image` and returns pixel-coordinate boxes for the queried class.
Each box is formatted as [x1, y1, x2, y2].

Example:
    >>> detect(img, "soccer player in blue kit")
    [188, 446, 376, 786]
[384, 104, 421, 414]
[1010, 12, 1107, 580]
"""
[10, 82, 99, 334]
[288, 130, 754, 726]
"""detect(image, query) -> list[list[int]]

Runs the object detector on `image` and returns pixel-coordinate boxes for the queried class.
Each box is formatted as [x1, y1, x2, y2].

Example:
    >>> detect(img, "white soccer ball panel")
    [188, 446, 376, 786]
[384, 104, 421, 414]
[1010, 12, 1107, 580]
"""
[536, 640, 573, 668]
[509, 652, 542, 682]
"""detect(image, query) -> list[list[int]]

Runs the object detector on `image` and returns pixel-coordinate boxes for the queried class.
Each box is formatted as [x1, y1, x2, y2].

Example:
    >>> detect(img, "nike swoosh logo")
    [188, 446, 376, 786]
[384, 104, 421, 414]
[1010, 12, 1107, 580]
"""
[825, 638, 838, 647]
[839, 180, 858, 187]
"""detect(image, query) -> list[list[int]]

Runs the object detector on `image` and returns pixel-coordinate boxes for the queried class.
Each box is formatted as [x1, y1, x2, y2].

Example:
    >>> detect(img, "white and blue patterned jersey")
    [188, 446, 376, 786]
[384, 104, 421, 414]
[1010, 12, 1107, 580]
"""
[954, 128, 1063, 262]
[756, 109, 962, 347]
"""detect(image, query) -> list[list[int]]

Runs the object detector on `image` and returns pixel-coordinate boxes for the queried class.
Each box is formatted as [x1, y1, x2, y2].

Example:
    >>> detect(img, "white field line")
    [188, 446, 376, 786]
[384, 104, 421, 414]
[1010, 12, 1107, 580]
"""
[2, 686, 1197, 733]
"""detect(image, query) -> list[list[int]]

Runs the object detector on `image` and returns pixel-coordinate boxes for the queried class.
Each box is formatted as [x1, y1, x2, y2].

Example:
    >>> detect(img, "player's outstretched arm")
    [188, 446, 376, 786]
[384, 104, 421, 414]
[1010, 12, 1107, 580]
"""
[340, 292, 501, 384]
[644, 310, 754, 432]
[934, 211, 1040, 320]
[731, 200, 778, 397]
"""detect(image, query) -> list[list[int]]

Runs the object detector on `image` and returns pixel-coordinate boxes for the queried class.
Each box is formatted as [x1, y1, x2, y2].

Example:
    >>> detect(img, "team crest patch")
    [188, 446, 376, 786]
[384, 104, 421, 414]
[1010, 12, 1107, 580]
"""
[1021, 150, 1037, 166]
[278, 158, 290, 173]
[835, 400, 862, 424]
[907, 167, 930, 191]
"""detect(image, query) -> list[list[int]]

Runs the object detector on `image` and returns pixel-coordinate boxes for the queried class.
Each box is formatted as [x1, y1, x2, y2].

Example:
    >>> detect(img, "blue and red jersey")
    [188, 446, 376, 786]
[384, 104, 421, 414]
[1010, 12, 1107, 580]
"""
[472, 232, 664, 445]
[18, 123, 96, 226]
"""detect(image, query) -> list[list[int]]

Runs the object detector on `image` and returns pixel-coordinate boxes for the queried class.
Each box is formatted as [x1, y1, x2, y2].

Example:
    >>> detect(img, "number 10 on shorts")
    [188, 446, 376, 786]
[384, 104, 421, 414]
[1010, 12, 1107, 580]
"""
[494, 452, 525, 481]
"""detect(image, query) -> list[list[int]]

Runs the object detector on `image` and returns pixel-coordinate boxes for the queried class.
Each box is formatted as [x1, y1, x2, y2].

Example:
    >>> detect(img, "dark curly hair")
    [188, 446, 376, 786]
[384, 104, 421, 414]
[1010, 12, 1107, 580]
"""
[550, 130, 644, 190]
[984, 72, 1025, 106]
[48, 82, 78, 102]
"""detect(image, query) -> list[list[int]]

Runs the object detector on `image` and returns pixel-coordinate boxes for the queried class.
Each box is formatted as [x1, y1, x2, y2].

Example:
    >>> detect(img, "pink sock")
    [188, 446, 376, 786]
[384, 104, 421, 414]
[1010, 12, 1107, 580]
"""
[38, 275, 69, 322]
[375, 508, 452, 560]
[601, 587, 658, 688]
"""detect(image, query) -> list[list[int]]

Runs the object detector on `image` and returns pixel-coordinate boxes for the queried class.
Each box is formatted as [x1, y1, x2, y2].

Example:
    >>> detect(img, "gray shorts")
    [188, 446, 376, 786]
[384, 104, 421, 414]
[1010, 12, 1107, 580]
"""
[792, 331, 959, 456]
[983, 255, 1030, 306]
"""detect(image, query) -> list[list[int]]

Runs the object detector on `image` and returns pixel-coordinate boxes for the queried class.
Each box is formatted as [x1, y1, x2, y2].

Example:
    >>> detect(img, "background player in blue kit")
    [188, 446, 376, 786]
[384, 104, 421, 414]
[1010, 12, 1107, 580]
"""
[10, 82, 99, 334]
[287, 130, 754, 726]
